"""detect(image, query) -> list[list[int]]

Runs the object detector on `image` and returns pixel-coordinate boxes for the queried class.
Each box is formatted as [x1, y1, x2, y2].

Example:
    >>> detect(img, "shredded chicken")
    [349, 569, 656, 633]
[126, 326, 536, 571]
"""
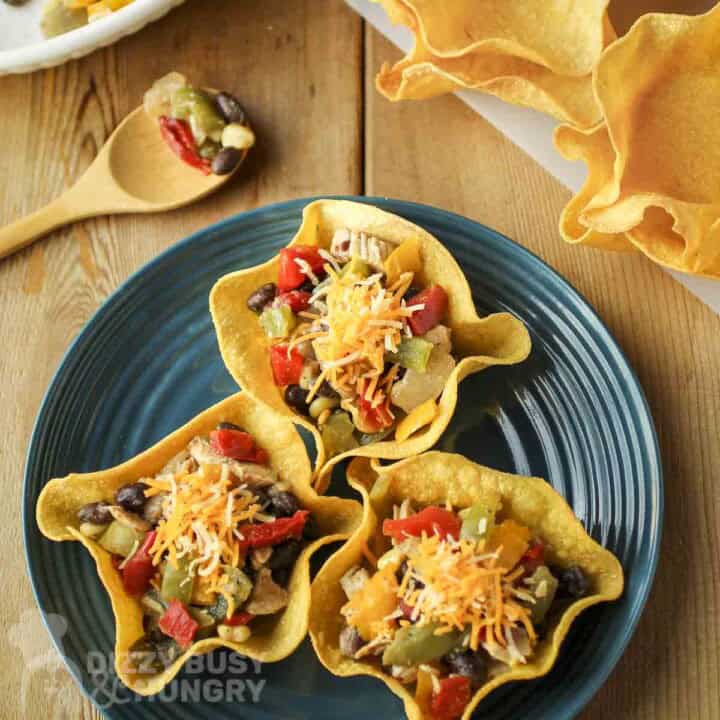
[390, 345, 456, 413]
[391, 665, 418, 685]
[108, 505, 151, 533]
[340, 566, 370, 599]
[245, 568, 289, 615]
[423, 324, 452, 353]
[330, 228, 395, 272]
[251, 546, 273, 570]
[353, 633, 392, 660]
[187, 437, 278, 487]
[161, 449, 196, 475]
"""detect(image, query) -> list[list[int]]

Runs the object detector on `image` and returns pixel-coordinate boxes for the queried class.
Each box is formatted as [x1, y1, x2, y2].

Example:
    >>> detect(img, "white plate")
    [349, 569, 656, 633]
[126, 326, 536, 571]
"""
[0, 0, 186, 75]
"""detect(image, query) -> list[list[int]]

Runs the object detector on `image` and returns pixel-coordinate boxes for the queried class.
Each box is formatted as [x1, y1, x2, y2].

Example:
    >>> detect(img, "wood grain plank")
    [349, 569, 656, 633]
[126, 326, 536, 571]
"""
[0, 1, 362, 717]
[365, 27, 720, 720]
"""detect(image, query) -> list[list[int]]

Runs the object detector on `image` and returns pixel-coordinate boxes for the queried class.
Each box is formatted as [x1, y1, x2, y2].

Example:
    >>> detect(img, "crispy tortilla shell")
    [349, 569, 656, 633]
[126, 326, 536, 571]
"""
[309, 453, 624, 720]
[555, 6, 720, 276]
[374, 0, 614, 128]
[36, 392, 363, 695]
[209, 199, 531, 492]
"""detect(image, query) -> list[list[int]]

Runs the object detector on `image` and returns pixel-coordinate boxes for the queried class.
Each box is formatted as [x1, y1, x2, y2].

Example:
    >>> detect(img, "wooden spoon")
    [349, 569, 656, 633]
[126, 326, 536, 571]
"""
[0, 103, 247, 261]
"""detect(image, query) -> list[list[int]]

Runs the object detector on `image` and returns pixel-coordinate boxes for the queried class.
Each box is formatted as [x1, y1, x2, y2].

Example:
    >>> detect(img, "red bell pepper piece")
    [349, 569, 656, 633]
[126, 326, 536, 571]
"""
[278, 290, 312, 313]
[225, 611, 254, 627]
[121, 530, 157, 596]
[520, 540, 545, 575]
[399, 599, 415, 621]
[159, 116, 211, 175]
[357, 379, 394, 432]
[239, 510, 309, 549]
[158, 599, 199, 649]
[358, 396, 394, 433]
[431, 675, 472, 720]
[247, 447, 269, 465]
[210, 428, 255, 460]
[277, 246, 326, 291]
[270, 344, 304, 386]
[383, 506, 461, 542]
[406, 285, 449, 336]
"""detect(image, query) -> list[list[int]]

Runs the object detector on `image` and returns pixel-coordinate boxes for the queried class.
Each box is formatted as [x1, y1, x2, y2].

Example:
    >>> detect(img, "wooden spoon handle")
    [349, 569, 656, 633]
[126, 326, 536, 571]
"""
[0, 190, 93, 261]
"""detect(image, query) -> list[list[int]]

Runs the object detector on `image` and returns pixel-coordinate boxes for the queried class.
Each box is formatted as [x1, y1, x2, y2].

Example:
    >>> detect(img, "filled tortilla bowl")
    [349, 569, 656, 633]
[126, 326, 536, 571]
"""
[210, 199, 531, 492]
[309, 453, 624, 720]
[36, 392, 363, 695]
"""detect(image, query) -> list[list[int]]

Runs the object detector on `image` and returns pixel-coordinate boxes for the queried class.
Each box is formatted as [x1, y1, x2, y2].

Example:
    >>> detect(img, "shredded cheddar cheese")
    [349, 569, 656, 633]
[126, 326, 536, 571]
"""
[144, 462, 261, 616]
[292, 267, 417, 410]
[400, 534, 537, 651]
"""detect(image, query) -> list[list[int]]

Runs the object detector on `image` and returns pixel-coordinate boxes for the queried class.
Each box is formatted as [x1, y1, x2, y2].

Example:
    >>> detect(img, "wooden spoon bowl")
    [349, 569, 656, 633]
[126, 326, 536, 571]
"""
[0, 101, 247, 260]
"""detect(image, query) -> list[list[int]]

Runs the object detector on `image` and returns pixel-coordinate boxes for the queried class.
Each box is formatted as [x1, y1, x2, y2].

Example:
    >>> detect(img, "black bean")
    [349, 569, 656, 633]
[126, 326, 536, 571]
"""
[271, 567, 290, 587]
[396, 560, 409, 583]
[128, 634, 179, 674]
[212, 147, 242, 175]
[557, 565, 590, 598]
[339, 626, 364, 658]
[316, 381, 339, 399]
[218, 421, 244, 431]
[396, 560, 423, 587]
[302, 514, 322, 540]
[284, 385, 309, 413]
[77, 501, 112, 525]
[269, 490, 300, 517]
[299, 279, 315, 293]
[247, 282, 277, 313]
[268, 539, 302, 570]
[115, 482, 149, 513]
[214, 92, 247, 125]
[403, 286, 421, 303]
[3, 0, 30, 5]
[444, 648, 488, 690]
[250, 487, 271, 509]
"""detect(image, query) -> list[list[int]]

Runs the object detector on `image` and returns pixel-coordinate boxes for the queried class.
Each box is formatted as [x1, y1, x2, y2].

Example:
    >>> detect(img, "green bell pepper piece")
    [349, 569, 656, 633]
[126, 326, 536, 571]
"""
[340, 257, 370, 279]
[526, 565, 559, 624]
[387, 337, 433, 373]
[358, 427, 393, 446]
[207, 594, 229, 621]
[171, 87, 226, 139]
[261, 305, 297, 339]
[382, 623, 462, 667]
[161, 556, 195, 605]
[98, 521, 145, 557]
[224, 566, 253, 606]
[321, 411, 358, 458]
[459, 502, 496, 541]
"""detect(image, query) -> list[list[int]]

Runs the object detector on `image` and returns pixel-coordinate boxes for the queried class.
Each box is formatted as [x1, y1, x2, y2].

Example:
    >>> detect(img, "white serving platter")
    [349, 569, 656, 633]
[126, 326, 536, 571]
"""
[0, 0, 186, 75]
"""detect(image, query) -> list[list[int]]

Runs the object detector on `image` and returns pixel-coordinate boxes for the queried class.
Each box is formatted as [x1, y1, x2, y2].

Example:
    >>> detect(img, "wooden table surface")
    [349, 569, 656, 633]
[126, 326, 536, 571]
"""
[1, 1, 718, 718]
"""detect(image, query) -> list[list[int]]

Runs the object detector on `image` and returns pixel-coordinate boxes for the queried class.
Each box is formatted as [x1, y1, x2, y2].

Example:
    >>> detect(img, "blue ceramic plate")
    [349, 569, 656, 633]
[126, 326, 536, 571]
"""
[24, 197, 662, 720]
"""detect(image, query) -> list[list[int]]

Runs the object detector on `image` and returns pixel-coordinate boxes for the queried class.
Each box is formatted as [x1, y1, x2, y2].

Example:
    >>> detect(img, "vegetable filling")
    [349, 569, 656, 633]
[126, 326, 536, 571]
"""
[144, 72, 255, 176]
[247, 232, 456, 455]
[76, 423, 308, 674]
[337, 499, 591, 720]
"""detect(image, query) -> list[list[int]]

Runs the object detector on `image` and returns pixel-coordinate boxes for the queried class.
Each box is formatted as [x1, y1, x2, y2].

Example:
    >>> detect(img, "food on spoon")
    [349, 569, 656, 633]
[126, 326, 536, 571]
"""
[35, 393, 362, 695]
[39, 0, 134, 37]
[144, 72, 255, 176]
[210, 200, 531, 490]
[309, 454, 624, 720]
